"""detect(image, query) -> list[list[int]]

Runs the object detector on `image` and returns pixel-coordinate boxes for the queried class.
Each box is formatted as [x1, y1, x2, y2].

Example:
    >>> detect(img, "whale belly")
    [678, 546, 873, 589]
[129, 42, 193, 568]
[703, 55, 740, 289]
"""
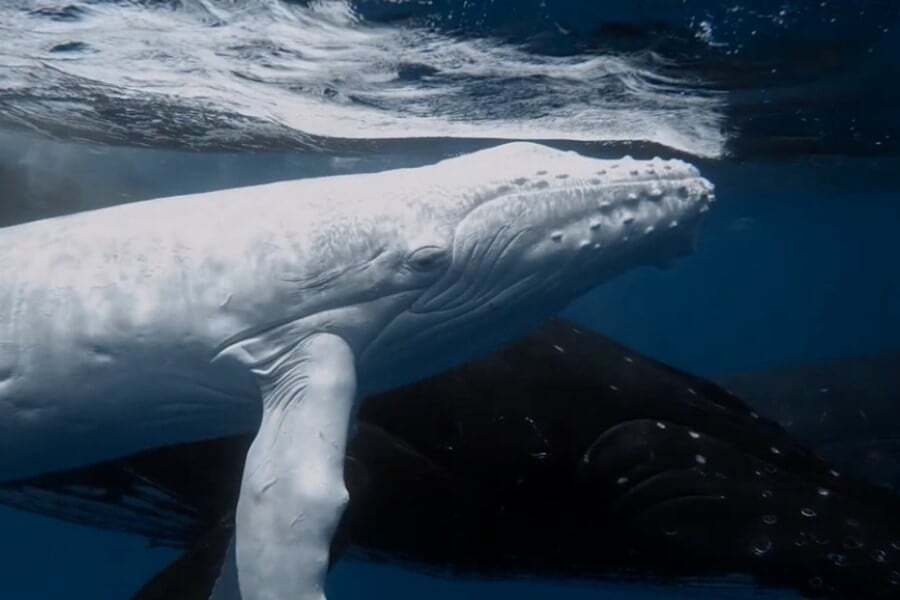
[0, 345, 260, 482]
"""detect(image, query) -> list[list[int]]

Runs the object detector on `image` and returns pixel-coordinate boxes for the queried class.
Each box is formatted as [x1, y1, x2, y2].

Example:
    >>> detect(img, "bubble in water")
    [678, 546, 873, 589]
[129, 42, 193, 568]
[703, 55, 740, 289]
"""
[761, 489, 773, 499]
[843, 536, 863, 550]
[809, 576, 823, 589]
[811, 532, 830, 545]
[750, 534, 773, 557]
[762, 514, 778, 525]
[827, 553, 847, 567]
[801, 507, 817, 518]
[695, 454, 707, 465]
[663, 527, 679, 537]
[872, 549, 888, 563]
[817, 487, 831, 497]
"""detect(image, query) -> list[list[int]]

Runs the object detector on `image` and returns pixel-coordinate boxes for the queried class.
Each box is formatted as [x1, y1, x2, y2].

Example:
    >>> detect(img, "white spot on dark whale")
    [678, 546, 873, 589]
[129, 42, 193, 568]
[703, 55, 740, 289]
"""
[695, 454, 707, 465]
[616, 476, 628, 485]
[609, 384, 619, 392]
[655, 421, 666, 430]
[552, 344, 565, 353]
[688, 431, 700, 439]
[817, 487, 831, 497]
[770, 446, 781, 455]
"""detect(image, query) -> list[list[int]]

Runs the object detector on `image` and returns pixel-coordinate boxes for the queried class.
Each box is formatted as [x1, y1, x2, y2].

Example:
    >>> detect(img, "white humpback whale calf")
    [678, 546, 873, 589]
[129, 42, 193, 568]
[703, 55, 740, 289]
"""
[0, 142, 712, 600]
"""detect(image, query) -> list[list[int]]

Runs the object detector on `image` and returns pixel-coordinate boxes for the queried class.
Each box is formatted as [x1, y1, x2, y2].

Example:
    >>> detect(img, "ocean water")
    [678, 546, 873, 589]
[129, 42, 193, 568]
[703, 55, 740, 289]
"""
[1, 1, 899, 598]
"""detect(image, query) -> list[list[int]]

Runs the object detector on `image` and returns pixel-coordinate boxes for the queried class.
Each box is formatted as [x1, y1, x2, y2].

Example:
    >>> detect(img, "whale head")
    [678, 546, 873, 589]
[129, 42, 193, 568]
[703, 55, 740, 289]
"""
[350, 142, 714, 392]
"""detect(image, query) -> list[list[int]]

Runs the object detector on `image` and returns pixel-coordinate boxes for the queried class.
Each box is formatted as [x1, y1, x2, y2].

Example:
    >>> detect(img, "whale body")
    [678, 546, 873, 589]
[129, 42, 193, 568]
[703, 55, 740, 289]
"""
[5, 320, 900, 600]
[0, 143, 713, 599]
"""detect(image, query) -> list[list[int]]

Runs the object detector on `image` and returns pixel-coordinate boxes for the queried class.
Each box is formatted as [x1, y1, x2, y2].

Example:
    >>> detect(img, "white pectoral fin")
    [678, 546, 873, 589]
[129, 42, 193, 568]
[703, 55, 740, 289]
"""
[236, 334, 357, 600]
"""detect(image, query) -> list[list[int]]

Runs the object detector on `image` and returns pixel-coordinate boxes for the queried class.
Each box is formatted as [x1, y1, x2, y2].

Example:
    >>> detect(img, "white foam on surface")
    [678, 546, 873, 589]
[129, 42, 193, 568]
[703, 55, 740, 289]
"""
[0, 0, 726, 156]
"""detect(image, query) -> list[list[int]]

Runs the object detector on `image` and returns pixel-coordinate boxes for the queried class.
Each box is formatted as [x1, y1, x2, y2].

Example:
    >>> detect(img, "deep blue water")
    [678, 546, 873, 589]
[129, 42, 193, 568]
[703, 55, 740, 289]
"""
[2, 1, 900, 598]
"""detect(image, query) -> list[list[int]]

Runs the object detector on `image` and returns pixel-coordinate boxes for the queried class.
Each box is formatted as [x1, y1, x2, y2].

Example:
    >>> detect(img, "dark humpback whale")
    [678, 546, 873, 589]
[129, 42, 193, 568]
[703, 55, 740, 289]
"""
[2, 320, 899, 599]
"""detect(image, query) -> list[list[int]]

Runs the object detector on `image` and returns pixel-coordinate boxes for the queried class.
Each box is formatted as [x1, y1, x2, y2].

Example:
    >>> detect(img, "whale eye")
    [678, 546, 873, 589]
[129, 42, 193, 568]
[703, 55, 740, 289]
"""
[407, 246, 448, 272]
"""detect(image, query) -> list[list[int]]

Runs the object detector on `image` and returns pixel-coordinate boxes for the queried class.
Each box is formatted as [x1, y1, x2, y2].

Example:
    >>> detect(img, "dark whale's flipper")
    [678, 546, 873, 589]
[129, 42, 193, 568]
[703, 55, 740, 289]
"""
[578, 417, 900, 598]
[3, 320, 900, 599]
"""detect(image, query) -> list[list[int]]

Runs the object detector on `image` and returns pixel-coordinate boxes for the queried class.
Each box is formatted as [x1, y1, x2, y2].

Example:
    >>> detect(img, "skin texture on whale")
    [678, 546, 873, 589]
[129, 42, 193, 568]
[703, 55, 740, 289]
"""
[3, 320, 900, 600]
[0, 143, 713, 600]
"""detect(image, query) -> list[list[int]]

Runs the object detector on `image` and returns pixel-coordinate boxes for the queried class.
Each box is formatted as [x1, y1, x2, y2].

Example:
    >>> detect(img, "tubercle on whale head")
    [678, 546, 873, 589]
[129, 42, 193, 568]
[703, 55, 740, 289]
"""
[409, 146, 715, 313]
[356, 143, 714, 391]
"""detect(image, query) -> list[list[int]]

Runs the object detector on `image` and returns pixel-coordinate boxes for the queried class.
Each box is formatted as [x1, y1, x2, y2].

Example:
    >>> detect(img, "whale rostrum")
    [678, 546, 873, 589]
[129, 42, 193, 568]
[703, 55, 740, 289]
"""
[0, 142, 713, 599]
